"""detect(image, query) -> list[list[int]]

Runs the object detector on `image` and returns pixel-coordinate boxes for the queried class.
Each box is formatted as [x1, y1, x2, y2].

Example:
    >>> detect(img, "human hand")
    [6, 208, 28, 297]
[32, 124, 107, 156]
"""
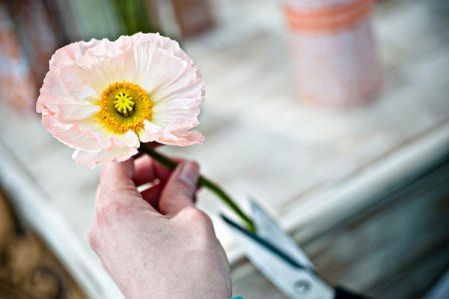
[88, 157, 231, 299]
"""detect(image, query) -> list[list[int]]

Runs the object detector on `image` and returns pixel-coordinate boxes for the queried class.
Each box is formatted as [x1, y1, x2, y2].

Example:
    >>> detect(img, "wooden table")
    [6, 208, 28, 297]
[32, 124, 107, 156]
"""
[0, 0, 448, 297]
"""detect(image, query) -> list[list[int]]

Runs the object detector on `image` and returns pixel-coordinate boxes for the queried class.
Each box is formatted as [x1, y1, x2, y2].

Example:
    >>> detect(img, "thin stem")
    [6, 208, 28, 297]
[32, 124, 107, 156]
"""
[139, 144, 255, 232]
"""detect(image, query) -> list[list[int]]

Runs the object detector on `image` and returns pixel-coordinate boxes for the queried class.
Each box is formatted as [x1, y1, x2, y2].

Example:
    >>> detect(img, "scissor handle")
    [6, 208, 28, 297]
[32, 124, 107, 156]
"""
[334, 287, 372, 299]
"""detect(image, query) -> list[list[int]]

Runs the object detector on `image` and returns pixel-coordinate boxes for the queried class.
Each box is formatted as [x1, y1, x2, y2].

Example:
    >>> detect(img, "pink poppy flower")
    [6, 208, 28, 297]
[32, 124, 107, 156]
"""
[37, 33, 204, 168]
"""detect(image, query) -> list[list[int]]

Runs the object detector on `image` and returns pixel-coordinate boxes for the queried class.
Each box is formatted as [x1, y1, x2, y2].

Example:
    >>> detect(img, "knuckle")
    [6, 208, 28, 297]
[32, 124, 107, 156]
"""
[175, 208, 216, 246]
[181, 207, 212, 227]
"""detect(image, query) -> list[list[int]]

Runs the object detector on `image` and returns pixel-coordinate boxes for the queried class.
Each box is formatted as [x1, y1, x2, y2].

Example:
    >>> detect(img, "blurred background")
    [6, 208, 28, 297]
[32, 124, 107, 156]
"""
[0, 0, 448, 298]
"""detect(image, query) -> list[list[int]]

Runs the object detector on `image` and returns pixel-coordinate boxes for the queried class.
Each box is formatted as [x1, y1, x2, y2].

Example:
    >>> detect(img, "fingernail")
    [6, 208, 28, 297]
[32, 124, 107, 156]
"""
[179, 161, 199, 187]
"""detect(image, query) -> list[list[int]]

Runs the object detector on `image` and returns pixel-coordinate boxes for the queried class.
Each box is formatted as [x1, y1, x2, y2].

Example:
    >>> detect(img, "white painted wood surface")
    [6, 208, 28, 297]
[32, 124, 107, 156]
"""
[0, 0, 448, 297]
[232, 158, 449, 298]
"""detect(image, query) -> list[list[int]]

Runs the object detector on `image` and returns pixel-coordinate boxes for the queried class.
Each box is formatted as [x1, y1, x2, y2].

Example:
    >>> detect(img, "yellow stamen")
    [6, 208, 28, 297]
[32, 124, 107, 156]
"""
[96, 82, 153, 135]
[114, 92, 135, 116]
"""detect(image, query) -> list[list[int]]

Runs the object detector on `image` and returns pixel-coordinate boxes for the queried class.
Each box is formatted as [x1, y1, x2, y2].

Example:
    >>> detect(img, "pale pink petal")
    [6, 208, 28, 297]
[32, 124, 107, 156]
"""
[150, 62, 204, 106]
[42, 116, 100, 152]
[38, 69, 99, 121]
[152, 99, 200, 131]
[132, 33, 194, 65]
[72, 147, 138, 169]
[157, 130, 204, 146]
[138, 120, 163, 143]
[133, 38, 204, 105]
[131, 33, 203, 133]
[137, 48, 189, 98]
[68, 48, 136, 94]
[37, 39, 106, 118]
[37, 37, 137, 122]
[78, 118, 140, 150]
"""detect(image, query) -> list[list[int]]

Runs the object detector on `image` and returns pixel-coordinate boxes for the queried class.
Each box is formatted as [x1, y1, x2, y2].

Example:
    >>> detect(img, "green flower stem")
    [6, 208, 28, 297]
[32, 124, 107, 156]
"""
[139, 144, 255, 232]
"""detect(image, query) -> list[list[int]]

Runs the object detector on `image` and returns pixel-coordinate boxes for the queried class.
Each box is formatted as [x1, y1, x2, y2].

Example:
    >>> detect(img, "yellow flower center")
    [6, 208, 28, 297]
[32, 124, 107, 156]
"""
[96, 82, 153, 135]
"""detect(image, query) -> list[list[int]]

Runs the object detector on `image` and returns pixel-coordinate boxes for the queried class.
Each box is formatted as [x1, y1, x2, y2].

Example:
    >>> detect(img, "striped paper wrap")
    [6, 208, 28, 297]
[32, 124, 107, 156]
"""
[282, 0, 381, 108]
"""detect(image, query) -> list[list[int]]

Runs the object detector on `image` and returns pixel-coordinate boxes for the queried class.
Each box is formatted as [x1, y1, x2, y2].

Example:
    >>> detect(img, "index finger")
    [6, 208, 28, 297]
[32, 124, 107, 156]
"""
[132, 155, 173, 186]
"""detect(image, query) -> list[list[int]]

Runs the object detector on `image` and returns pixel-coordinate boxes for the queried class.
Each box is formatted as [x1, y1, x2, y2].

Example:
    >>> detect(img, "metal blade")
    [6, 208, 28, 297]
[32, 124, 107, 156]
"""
[249, 198, 315, 270]
[223, 214, 334, 299]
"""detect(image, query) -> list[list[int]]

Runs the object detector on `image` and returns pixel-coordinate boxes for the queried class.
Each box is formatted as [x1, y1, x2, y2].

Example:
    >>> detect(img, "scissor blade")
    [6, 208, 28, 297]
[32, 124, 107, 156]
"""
[249, 199, 315, 270]
[222, 215, 334, 299]
[222, 215, 305, 270]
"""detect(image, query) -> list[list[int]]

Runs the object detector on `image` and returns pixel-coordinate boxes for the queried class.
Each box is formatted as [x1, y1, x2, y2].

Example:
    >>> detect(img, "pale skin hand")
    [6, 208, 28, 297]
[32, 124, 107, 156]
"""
[88, 156, 231, 299]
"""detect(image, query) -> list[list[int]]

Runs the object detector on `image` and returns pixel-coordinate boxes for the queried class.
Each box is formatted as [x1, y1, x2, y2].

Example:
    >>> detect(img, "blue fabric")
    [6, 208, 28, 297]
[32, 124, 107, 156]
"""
[231, 297, 244, 299]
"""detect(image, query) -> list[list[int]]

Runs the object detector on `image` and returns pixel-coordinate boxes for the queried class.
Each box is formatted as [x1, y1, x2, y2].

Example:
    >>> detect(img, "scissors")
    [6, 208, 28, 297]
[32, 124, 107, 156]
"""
[221, 198, 370, 299]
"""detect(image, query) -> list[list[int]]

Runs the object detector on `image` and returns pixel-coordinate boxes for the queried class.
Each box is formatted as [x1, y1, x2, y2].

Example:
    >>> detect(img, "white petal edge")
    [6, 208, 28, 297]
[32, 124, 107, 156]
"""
[72, 147, 138, 169]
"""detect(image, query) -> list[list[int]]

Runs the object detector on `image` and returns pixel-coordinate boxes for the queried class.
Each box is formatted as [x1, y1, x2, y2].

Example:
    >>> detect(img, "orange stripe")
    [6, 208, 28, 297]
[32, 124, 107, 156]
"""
[284, 0, 374, 33]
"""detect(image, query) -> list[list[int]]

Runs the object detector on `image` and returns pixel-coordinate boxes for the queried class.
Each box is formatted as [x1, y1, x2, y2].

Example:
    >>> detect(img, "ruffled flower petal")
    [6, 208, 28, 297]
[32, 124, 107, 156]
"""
[37, 32, 204, 167]
[78, 117, 140, 150]
[72, 147, 139, 169]
[137, 120, 162, 143]
[131, 33, 204, 133]
[42, 116, 100, 152]
[157, 130, 204, 146]
[37, 69, 100, 121]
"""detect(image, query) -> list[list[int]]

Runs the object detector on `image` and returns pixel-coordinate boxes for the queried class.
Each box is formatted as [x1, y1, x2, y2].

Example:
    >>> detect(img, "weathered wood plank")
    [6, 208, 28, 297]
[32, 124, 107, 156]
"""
[232, 156, 449, 298]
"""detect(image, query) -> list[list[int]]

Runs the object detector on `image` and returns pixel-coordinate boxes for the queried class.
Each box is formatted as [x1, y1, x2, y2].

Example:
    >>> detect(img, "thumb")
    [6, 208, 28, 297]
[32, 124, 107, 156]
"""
[159, 161, 199, 215]
[96, 159, 148, 211]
